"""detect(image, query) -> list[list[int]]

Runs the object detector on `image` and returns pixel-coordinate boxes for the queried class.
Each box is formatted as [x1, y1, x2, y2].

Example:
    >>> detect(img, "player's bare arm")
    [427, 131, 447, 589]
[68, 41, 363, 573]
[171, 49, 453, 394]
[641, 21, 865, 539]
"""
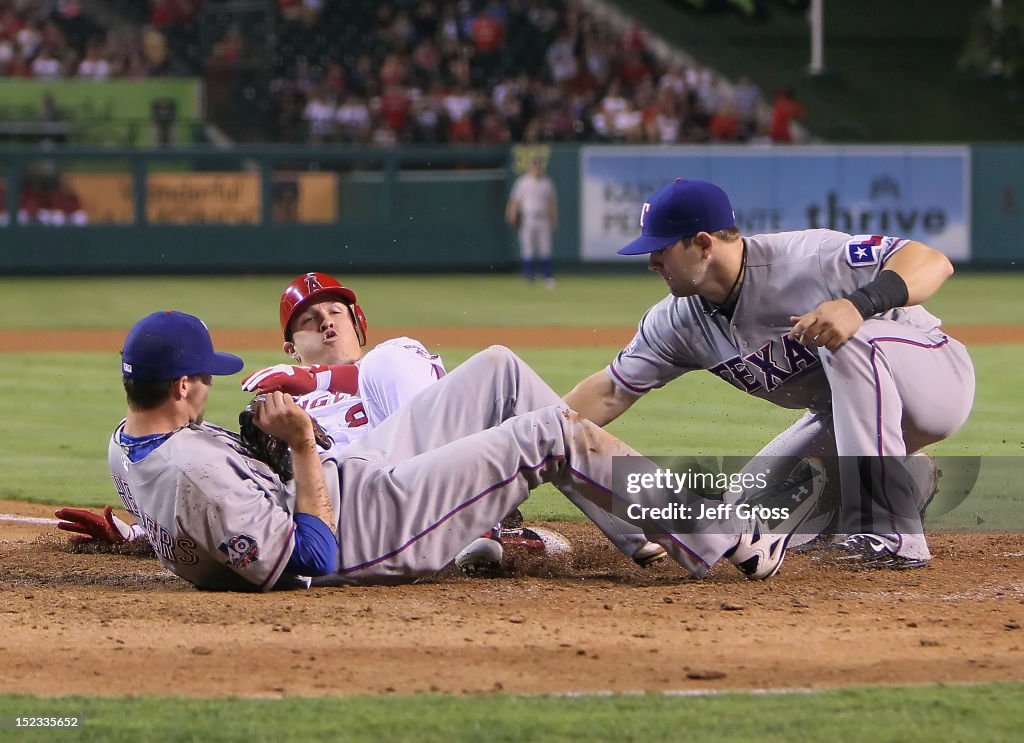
[254, 391, 336, 534]
[879, 240, 954, 305]
[790, 241, 954, 352]
[563, 369, 639, 427]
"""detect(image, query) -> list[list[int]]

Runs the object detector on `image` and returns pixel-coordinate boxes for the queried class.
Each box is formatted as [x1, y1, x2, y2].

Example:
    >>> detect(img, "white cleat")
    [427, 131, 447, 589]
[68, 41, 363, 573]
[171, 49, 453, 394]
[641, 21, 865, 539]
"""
[632, 540, 668, 567]
[726, 520, 792, 580]
[454, 536, 503, 575]
[727, 457, 826, 580]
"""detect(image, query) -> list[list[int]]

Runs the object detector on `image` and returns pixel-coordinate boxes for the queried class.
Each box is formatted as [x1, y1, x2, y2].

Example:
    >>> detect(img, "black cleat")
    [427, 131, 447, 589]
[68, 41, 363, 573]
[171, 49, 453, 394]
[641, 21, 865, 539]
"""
[832, 533, 930, 570]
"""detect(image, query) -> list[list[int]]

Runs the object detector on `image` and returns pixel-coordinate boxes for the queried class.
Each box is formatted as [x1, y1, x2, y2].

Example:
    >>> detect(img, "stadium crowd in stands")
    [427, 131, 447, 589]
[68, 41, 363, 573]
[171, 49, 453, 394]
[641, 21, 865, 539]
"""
[0, 0, 804, 146]
[0, 0, 180, 79]
[272, 0, 790, 146]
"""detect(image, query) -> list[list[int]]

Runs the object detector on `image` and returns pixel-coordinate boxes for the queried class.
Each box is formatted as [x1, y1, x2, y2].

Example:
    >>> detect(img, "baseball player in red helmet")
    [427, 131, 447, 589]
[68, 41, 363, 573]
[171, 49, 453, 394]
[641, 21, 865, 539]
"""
[244, 271, 445, 447]
[246, 272, 541, 570]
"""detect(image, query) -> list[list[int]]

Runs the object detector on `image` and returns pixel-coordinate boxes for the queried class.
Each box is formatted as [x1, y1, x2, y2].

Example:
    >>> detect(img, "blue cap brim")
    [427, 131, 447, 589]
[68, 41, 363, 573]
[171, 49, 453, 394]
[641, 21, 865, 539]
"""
[209, 352, 245, 376]
[617, 234, 679, 256]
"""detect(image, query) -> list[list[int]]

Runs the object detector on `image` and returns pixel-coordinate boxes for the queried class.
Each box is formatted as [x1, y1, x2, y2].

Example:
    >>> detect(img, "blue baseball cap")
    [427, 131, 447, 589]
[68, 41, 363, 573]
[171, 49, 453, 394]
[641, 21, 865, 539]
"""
[121, 311, 244, 380]
[618, 179, 736, 255]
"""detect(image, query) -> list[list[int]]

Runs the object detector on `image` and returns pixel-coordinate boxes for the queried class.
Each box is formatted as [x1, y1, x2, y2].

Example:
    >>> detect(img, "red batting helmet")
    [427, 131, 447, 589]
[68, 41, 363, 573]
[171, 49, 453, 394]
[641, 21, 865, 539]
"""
[280, 272, 368, 345]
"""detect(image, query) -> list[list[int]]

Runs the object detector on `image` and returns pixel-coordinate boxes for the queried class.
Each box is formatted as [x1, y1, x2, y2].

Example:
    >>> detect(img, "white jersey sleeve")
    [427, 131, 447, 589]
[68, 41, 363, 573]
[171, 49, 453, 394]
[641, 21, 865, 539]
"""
[357, 337, 446, 427]
[607, 296, 703, 395]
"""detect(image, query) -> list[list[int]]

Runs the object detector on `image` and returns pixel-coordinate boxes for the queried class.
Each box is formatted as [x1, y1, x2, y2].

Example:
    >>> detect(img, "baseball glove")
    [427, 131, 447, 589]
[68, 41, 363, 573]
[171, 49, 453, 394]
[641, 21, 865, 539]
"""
[238, 394, 333, 482]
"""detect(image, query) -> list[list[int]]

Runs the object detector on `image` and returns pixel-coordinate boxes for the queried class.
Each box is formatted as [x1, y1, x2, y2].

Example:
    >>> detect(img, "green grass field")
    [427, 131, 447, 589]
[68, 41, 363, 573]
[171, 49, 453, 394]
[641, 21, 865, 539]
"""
[2, 273, 1022, 740]
[2, 682, 1024, 742]
[2, 343, 1022, 520]
[0, 274, 1020, 516]
[2, 273, 1024, 330]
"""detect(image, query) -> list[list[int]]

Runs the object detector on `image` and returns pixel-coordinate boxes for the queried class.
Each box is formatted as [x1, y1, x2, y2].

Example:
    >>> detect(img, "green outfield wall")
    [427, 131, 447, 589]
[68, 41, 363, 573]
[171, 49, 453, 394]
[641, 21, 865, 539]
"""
[970, 145, 1024, 266]
[0, 143, 1019, 274]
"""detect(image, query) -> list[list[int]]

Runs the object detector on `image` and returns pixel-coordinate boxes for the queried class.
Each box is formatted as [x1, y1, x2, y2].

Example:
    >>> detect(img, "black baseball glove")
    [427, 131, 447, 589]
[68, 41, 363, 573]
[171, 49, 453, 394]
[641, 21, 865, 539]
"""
[238, 394, 334, 482]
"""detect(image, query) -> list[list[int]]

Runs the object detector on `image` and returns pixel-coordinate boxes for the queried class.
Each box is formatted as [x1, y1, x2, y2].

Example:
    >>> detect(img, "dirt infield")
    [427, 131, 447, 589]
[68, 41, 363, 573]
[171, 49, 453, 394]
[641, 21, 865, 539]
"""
[1, 324, 1022, 353]
[2, 501, 1023, 698]
[4, 323, 1023, 698]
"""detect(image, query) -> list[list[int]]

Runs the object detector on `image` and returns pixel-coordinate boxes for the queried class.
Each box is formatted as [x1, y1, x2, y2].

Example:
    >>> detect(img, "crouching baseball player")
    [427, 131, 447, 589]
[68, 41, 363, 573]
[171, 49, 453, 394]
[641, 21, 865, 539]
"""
[566, 179, 975, 569]
[93, 309, 808, 591]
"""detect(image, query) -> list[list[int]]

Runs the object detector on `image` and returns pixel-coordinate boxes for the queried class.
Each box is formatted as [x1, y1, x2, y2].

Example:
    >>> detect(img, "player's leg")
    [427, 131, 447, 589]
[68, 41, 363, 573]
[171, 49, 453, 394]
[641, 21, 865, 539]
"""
[344, 345, 654, 562]
[818, 323, 924, 559]
[519, 222, 536, 281]
[536, 223, 554, 286]
[818, 320, 974, 564]
[725, 410, 839, 549]
[730, 409, 942, 548]
[344, 345, 562, 461]
[333, 404, 739, 584]
[728, 410, 837, 499]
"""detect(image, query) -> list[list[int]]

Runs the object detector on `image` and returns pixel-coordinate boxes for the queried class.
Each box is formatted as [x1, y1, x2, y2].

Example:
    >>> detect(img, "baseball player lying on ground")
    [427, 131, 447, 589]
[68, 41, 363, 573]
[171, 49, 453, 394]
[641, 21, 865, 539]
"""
[70, 307, 813, 591]
[566, 178, 975, 570]
[58, 273, 666, 574]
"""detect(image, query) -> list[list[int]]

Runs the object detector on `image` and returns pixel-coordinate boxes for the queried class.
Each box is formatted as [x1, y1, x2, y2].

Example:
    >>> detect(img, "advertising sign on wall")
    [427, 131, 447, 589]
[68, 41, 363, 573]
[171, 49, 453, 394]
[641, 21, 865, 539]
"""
[63, 172, 338, 224]
[580, 146, 971, 261]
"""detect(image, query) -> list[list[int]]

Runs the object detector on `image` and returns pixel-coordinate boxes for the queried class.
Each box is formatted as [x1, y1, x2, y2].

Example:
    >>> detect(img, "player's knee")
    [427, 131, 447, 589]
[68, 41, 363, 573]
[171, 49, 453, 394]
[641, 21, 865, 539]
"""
[828, 319, 896, 359]
[477, 344, 520, 369]
[818, 333, 870, 371]
[460, 345, 527, 392]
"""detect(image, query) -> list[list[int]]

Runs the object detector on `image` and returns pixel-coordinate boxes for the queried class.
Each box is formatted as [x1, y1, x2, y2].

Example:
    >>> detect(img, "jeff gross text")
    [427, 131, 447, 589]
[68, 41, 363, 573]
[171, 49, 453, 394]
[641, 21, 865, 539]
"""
[625, 502, 791, 521]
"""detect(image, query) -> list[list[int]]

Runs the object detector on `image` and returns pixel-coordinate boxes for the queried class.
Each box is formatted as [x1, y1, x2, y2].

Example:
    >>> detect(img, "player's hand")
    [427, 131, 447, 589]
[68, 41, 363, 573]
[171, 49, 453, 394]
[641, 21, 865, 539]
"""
[54, 506, 133, 544]
[788, 299, 864, 352]
[251, 391, 316, 450]
[242, 364, 328, 395]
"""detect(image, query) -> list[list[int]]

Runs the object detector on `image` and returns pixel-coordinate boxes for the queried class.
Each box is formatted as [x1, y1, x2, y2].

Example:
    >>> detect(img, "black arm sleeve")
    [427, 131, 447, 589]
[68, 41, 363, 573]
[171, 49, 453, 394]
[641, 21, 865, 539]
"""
[844, 270, 910, 320]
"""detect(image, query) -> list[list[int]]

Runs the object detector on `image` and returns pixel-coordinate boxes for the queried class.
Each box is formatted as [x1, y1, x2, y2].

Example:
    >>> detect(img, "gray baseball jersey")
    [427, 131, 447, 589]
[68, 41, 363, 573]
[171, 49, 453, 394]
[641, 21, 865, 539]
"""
[106, 338, 440, 590]
[108, 420, 314, 591]
[608, 230, 975, 559]
[109, 347, 726, 591]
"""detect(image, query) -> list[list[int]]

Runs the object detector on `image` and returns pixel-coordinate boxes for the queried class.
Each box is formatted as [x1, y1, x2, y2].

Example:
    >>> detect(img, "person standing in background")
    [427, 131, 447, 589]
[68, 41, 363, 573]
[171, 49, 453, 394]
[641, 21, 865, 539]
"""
[770, 88, 805, 144]
[506, 156, 558, 288]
